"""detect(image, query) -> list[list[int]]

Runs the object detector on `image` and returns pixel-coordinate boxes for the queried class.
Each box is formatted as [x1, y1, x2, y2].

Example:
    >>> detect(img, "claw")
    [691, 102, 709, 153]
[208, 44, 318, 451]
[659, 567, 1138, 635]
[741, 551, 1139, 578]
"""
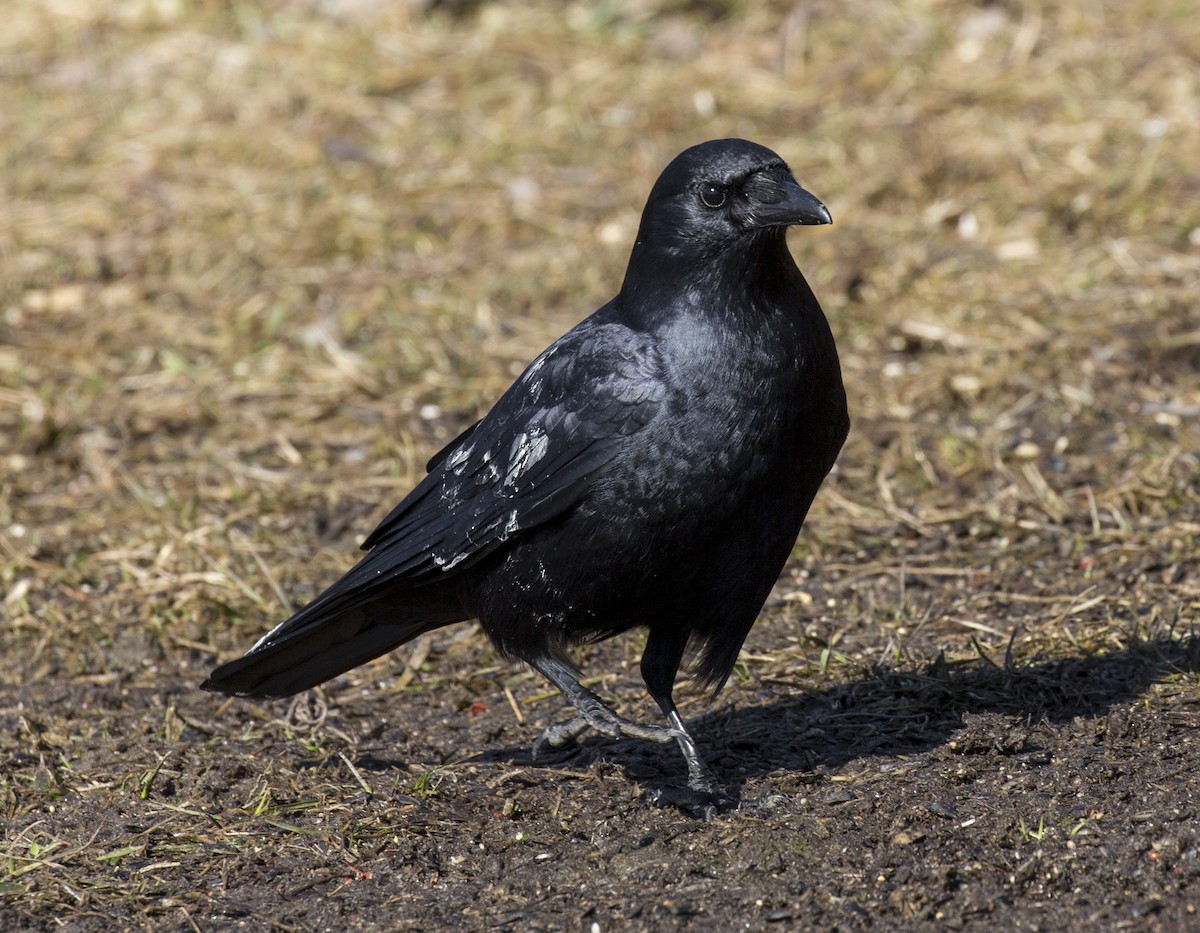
[531, 716, 590, 759]
[648, 784, 734, 820]
[737, 793, 788, 813]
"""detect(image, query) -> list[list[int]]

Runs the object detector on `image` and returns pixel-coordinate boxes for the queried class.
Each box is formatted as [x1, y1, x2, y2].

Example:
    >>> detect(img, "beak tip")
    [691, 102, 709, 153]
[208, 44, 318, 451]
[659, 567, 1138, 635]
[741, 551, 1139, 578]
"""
[792, 203, 831, 227]
[755, 182, 833, 228]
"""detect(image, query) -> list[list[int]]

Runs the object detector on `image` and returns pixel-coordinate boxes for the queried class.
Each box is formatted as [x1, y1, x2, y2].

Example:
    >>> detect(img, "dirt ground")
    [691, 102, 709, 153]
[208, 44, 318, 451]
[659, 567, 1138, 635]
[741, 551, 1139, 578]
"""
[3, 1, 1199, 930]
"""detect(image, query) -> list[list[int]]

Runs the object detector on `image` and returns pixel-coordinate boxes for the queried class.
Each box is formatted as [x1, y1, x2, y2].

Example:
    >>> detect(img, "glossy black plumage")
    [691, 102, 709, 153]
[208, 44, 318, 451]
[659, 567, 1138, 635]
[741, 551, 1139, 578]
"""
[202, 138, 849, 814]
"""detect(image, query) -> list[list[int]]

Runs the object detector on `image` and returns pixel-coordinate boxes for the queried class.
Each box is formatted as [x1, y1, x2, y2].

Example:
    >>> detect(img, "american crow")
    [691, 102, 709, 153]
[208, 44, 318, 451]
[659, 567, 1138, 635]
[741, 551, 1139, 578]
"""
[203, 138, 848, 815]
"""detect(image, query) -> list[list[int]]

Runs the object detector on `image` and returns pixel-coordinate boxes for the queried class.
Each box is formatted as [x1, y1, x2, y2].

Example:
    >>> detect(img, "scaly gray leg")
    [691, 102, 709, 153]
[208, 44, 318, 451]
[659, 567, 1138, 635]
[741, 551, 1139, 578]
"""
[528, 633, 732, 819]
[530, 655, 681, 758]
[640, 629, 730, 817]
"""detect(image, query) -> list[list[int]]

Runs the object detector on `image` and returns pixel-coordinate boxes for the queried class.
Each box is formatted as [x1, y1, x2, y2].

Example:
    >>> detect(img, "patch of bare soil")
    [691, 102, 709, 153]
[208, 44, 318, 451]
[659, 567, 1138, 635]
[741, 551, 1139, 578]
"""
[4, 607, 1199, 931]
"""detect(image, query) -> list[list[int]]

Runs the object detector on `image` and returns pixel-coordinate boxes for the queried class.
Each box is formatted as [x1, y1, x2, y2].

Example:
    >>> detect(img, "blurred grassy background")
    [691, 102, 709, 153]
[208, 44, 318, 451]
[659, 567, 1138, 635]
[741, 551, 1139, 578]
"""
[3, 2, 1200, 927]
[2, 0, 1198, 717]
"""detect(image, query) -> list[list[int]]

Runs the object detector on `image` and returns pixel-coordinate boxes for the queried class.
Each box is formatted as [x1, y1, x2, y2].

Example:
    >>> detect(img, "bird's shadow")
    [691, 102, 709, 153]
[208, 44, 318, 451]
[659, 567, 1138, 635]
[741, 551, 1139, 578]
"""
[472, 634, 1200, 807]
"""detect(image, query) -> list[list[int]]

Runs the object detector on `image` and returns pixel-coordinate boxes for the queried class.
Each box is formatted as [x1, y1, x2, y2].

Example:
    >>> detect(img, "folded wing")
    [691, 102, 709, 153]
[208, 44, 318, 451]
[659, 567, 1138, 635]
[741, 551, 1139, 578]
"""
[241, 317, 667, 656]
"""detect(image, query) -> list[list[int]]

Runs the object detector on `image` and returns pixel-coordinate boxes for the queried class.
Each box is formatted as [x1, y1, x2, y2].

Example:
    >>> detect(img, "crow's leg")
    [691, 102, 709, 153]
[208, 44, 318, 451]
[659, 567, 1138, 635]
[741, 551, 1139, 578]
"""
[529, 635, 731, 819]
[639, 628, 729, 816]
[530, 655, 680, 757]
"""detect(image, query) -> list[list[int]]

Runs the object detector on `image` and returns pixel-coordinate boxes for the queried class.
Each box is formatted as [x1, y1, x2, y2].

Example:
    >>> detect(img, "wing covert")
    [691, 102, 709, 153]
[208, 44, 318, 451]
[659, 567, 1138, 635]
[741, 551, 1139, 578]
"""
[356, 318, 666, 584]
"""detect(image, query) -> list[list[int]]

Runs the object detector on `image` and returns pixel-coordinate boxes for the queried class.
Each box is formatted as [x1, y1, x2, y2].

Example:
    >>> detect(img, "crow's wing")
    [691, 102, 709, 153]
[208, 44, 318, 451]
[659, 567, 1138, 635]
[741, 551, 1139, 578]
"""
[245, 318, 666, 652]
[362, 318, 667, 568]
[424, 418, 481, 472]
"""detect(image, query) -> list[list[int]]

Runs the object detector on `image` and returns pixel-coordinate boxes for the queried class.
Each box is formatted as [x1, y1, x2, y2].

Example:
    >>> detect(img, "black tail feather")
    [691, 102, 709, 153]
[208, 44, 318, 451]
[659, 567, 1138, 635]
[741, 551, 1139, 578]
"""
[202, 592, 467, 699]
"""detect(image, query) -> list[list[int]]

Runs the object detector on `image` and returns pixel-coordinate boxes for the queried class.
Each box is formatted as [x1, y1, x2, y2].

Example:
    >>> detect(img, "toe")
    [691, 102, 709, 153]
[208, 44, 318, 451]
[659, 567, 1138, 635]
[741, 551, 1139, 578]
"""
[648, 784, 734, 820]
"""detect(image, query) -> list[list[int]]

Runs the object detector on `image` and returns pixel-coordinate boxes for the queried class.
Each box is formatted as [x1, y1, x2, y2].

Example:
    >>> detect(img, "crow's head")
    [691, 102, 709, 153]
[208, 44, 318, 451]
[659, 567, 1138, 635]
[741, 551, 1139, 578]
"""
[633, 138, 830, 258]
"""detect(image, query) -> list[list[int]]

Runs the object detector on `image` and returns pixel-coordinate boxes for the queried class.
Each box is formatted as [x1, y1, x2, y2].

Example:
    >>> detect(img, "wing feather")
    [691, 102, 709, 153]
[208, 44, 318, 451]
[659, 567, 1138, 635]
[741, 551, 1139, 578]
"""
[363, 318, 665, 568]
[247, 317, 665, 652]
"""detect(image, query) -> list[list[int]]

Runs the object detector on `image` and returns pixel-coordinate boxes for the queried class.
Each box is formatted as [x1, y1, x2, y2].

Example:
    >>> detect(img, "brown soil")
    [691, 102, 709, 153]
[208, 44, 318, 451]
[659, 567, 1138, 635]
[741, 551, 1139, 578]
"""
[3, 2, 1199, 930]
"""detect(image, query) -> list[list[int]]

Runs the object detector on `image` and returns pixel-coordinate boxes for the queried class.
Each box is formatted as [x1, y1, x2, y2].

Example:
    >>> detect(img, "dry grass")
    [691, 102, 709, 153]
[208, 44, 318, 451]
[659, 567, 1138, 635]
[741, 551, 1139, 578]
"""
[2, 0, 1199, 929]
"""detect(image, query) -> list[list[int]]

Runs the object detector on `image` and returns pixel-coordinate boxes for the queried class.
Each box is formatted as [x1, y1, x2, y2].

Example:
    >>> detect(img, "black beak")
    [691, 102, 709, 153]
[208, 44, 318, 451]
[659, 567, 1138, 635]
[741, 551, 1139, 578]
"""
[752, 180, 832, 227]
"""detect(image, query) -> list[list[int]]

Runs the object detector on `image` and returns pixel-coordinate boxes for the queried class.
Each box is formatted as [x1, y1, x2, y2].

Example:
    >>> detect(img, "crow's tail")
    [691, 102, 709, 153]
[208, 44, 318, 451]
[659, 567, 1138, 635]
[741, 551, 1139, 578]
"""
[201, 585, 467, 699]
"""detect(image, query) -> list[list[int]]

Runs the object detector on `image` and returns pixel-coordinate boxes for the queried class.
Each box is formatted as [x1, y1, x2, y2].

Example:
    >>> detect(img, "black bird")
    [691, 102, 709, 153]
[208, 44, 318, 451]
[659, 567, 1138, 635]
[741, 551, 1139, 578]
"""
[202, 138, 848, 814]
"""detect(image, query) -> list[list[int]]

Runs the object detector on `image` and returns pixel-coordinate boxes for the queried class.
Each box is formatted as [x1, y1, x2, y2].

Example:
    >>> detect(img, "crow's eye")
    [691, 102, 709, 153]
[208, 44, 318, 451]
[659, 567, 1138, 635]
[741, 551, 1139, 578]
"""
[699, 184, 727, 209]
